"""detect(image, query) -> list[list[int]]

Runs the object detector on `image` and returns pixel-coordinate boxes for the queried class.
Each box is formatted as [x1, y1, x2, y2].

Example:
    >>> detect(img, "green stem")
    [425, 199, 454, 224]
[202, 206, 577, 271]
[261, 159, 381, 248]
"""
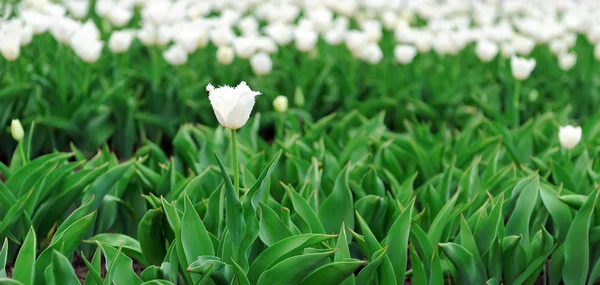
[511, 80, 521, 129]
[232, 130, 239, 197]
[277, 112, 284, 141]
[18, 142, 27, 166]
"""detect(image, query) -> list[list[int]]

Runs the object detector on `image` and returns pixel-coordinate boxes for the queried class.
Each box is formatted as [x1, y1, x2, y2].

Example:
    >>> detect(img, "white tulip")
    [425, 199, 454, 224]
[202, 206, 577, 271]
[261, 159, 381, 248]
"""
[549, 39, 568, 55]
[358, 43, 383, 64]
[433, 33, 454, 55]
[206, 81, 261, 130]
[210, 26, 235, 47]
[394, 44, 417, 64]
[108, 6, 133, 28]
[71, 38, 103, 63]
[143, 1, 170, 26]
[109, 30, 134, 53]
[273, 96, 288, 113]
[163, 44, 187, 66]
[294, 28, 318, 52]
[413, 31, 432, 53]
[216, 46, 235, 65]
[345, 30, 369, 53]
[324, 26, 346, 45]
[172, 25, 205, 54]
[361, 20, 382, 42]
[595, 44, 600, 61]
[137, 24, 157, 46]
[0, 34, 20, 61]
[10, 119, 24, 142]
[233, 36, 258, 59]
[264, 23, 293, 45]
[510, 56, 536, 81]
[95, 0, 111, 18]
[250, 52, 273, 76]
[501, 42, 516, 58]
[563, 33, 577, 49]
[50, 17, 80, 44]
[475, 40, 498, 62]
[381, 11, 398, 30]
[512, 35, 535, 56]
[67, 0, 89, 19]
[558, 52, 576, 71]
[256, 37, 278, 53]
[21, 10, 51, 34]
[238, 16, 259, 36]
[308, 7, 333, 32]
[44, 2, 66, 17]
[558, 125, 582, 150]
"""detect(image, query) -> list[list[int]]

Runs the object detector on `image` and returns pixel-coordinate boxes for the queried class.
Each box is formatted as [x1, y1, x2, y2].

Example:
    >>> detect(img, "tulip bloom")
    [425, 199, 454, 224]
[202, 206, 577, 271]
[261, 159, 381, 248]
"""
[559, 125, 582, 150]
[206, 82, 261, 130]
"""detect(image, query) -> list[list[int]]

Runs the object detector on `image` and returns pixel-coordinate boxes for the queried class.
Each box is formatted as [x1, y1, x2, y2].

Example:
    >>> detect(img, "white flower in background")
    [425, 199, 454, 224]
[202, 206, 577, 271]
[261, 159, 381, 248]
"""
[264, 23, 293, 45]
[510, 56, 536, 81]
[558, 125, 582, 150]
[273, 95, 288, 113]
[44, 2, 67, 17]
[210, 26, 235, 47]
[250, 52, 273, 75]
[512, 35, 535, 56]
[109, 30, 134, 53]
[563, 33, 577, 49]
[137, 23, 158, 46]
[219, 9, 242, 27]
[501, 42, 516, 58]
[172, 24, 205, 54]
[21, 10, 51, 34]
[0, 34, 20, 61]
[256, 37, 278, 53]
[297, 18, 314, 31]
[206, 81, 261, 130]
[10, 119, 24, 142]
[345, 30, 369, 53]
[433, 32, 454, 55]
[163, 44, 187, 65]
[361, 20, 382, 42]
[233, 36, 258, 59]
[475, 40, 498, 62]
[549, 39, 568, 55]
[381, 11, 398, 30]
[413, 31, 432, 53]
[324, 26, 346, 45]
[239, 16, 259, 36]
[66, 0, 89, 19]
[108, 5, 134, 28]
[294, 28, 318, 52]
[308, 7, 333, 32]
[70, 21, 103, 63]
[95, 0, 111, 18]
[50, 17, 80, 44]
[24, 0, 47, 11]
[558, 52, 576, 71]
[216, 46, 235, 65]
[587, 25, 600, 44]
[394, 44, 417, 64]
[595, 44, 600, 61]
[394, 22, 412, 43]
[358, 43, 383, 64]
[143, 0, 171, 26]
[265, 3, 299, 24]
[1, 20, 33, 46]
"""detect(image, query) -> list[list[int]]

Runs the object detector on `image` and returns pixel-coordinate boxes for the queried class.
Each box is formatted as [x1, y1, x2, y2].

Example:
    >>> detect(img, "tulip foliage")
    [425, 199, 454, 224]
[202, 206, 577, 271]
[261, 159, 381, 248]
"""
[0, 108, 599, 284]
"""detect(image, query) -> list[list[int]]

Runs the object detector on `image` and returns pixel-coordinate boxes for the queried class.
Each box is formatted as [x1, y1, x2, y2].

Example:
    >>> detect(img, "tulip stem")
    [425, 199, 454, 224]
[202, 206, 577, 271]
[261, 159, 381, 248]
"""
[232, 130, 239, 197]
[510, 80, 521, 129]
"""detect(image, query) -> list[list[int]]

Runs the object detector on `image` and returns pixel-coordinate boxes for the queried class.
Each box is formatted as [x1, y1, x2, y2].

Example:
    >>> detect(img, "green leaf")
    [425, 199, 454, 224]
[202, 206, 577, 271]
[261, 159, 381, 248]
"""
[355, 246, 388, 284]
[281, 183, 325, 234]
[138, 208, 166, 266]
[428, 192, 458, 244]
[13, 227, 36, 285]
[258, 202, 293, 246]
[181, 195, 215, 263]
[319, 165, 354, 234]
[563, 190, 600, 285]
[214, 152, 246, 248]
[539, 184, 573, 242]
[387, 198, 413, 284]
[439, 242, 487, 284]
[247, 234, 337, 283]
[257, 250, 336, 285]
[0, 239, 8, 278]
[297, 259, 365, 285]
[505, 177, 539, 246]
[85, 234, 148, 266]
[475, 195, 504, 254]
[409, 245, 427, 285]
[82, 161, 134, 211]
[229, 257, 250, 285]
[98, 242, 143, 285]
[48, 250, 80, 285]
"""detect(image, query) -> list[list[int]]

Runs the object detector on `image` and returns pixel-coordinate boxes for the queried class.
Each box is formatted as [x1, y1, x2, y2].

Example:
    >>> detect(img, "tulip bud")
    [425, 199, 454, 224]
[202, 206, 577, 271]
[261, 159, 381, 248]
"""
[510, 56, 536, 81]
[216, 46, 235, 65]
[0, 34, 20, 61]
[558, 52, 576, 71]
[109, 30, 134, 53]
[163, 44, 188, 66]
[11, 119, 24, 142]
[250, 52, 273, 76]
[558, 125, 582, 150]
[273, 96, 288, 113]
[475, 40, 498, 62]
[394, 44, 417, 64]
[206, 81, 261, 130]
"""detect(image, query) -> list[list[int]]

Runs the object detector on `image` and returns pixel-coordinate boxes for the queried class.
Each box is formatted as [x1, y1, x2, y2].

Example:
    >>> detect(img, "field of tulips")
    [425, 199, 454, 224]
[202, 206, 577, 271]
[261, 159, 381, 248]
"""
[3, 0, 600, 284]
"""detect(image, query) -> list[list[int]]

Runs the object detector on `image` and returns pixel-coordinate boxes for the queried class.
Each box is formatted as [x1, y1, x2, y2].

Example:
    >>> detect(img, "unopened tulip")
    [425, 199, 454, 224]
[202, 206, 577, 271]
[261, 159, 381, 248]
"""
[206, 81, 261, 130]
[163, 45, 187, 66]
[475, 40, 498, 62]
[394, 44, 417, 64]
[558, 52, 576, 71]
[273, 96, 288, 113]
[217, 46, 235, 65]
[250, 52, 273, 76]
[11, 119, 24, 142]
[0, 34, 20, 61]
[510, 56, 536, 81]
[558, 125, 582, 150]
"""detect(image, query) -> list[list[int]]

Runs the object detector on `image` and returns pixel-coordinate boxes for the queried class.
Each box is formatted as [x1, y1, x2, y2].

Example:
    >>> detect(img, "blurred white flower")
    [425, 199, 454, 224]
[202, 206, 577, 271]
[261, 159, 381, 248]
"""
[381, 11, 398, 30]
[216, 46, 235, 65]
[549, 39, 568, 55]
[558, 52, 576, 71]
[210, 26, 235, 47]
[294, 28, 318, 52]
[95, 0, 111, 18]
[394, 44, 417, 64]
[173, 24, 206, 53]
[595, 44, 600, 61]
[143, 1, 171, 26]
[10, 119, 24, 142]
[108, 5, 134, 28]
[433, 32, 454, 55]
[250, 52, 273, 75]
[500, 42, 516, 58]
[70, 21, 103, 63]
[163, 44, 187, 66]
[558, 125, 582, 150]
[510, 56, 536, 81]
[413, 31, 432, 53]
[345, 30, 369, 53]
[264, 23, 293, 45]
[273, 96, 288, 113]
[233, 36, 258, 59]
[512, 35, 535, 56]
[50, 17, 80, 44]
[0, 34, 20, 61]
[361, 20, 382, 42]
[256, 37, 278, 53]
[358, 43, 383, 64]
[206, 81, 261, 130]
[475, 40, 498, 62]
[308, 7, 333, 32]
[109, 30, 134, 53]
[324, 26, 346, 45]
[66, 0, 89, 19]
[563, 33, 577, 49]
[21, 10, 51, 34]
[238, 16, 259, 36]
